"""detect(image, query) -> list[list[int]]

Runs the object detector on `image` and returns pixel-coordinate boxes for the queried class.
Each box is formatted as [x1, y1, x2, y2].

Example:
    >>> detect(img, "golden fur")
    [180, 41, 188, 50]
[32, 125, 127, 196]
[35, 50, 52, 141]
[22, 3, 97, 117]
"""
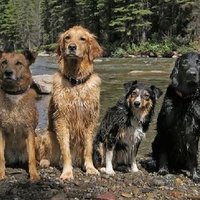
[0, 50, 40, 180]
[40, 26, 103, 180]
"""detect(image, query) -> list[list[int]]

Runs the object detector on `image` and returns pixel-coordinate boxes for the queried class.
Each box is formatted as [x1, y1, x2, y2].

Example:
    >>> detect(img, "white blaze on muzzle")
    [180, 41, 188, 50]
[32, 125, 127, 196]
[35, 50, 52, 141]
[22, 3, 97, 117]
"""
[134, 95, 142, 108]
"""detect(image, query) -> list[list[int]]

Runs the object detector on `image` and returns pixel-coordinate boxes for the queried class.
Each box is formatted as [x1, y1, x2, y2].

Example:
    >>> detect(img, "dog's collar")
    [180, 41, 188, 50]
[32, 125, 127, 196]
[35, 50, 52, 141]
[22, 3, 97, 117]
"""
[1, 86, 29, 95]
[64, 73, 91, 85]
[175, 89, 199, 99]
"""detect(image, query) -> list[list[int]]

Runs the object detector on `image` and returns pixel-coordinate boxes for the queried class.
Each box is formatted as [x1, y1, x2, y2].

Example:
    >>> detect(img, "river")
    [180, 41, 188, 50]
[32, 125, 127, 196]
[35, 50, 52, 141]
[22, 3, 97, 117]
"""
[31, 56, 175, 157]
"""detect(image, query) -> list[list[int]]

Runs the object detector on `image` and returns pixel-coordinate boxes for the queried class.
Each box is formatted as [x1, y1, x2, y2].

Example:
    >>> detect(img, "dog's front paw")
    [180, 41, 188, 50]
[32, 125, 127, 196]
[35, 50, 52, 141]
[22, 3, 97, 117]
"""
[100, 167, 115, 175]
[105, 168, 116, 175]
[30, 172, 40, 181]
[40, 159, 50, 168]
[131, 165, 139, 173]
[158, 167, 169, 176]
[0, 171, 5, 180]
[60, 169, 74, 181]
[106, 169, 115, 175]
[86, 167, 100, 176]
[193, 176, 200, 183]
[100, 167, 106, 173]
[192, 171, 200, 183]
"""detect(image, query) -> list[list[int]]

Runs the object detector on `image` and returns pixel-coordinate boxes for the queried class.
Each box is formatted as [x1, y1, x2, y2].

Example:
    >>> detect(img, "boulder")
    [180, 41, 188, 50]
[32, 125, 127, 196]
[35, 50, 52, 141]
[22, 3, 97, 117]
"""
[32, 74, 53, 94]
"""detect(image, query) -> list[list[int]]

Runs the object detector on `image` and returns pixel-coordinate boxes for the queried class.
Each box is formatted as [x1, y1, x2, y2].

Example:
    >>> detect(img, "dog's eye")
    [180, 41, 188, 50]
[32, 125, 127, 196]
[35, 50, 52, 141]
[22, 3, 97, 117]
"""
[143, 94, 150, 100]
[143, 92, 150, 100]
[65, 35, 70, 40]
[80, 37, 86, 41]
[16, 61, 22, 66]
[196, 59, 200, 65]
[1, 60, 7, 65]
[182, 59, 188, 66]
[131, 91, 138, 97]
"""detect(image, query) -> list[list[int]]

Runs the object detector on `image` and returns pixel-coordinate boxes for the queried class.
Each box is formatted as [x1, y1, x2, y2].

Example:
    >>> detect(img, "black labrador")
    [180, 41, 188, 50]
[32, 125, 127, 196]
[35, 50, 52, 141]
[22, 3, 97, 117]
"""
[152, 52, 200, 182]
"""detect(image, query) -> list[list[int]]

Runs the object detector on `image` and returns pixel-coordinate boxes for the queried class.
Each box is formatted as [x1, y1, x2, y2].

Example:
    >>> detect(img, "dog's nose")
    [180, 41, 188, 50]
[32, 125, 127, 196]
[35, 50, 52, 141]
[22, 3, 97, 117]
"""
[4, 69, 13, 77]
[68, 43, 77, 51]
[134, 101, 141, 107]
[189, 71, 197, 78]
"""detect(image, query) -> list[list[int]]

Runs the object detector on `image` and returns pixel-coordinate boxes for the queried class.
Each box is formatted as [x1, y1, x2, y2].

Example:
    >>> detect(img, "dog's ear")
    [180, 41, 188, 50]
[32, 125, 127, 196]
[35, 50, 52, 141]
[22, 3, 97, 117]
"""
[150, 85, 163, 99]
[0, 50, 3, 58]
[124, 81, 137, 94]
[56, 33, 64, 58]
[23, 50, 38, 64]
[89, 35, 103, 61]
[170, 56, 181, 86]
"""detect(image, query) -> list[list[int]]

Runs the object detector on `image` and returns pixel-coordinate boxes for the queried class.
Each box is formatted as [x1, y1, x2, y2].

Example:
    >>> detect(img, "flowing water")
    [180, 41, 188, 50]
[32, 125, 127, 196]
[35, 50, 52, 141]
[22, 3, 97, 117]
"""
[31, 56, 175, 156]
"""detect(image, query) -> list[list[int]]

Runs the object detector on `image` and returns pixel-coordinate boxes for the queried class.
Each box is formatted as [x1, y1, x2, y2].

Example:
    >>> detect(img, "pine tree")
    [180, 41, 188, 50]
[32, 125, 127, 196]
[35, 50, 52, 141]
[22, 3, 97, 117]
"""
[0, 0, 41, 51]
[150, 0, 195, 40]
[109, 0, 153, 44]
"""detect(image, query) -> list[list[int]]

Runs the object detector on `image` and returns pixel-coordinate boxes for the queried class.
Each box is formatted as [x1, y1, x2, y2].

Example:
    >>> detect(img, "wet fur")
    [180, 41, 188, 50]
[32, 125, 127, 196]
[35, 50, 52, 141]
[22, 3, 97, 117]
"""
[152, 52, 200, 182]
[93, 81, 162, 174]
[39, 26, 103, 180]
[0, 50, 39, 180]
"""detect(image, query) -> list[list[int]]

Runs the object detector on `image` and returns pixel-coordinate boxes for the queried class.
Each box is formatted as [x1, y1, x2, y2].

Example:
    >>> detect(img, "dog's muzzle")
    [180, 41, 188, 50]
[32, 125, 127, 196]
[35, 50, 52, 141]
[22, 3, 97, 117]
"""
[67, 43, 77, 56]
[186, 69, 199, 84]
[134, 101, 141, 108]
[3, 69, 16, 81]
[133, 96, 142, 108]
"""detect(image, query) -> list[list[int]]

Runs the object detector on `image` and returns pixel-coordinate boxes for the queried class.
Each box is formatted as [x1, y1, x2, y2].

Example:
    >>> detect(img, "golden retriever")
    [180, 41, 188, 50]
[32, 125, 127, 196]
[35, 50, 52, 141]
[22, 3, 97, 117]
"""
[0, 50, 40, 180]
[40, 26, 103, 180]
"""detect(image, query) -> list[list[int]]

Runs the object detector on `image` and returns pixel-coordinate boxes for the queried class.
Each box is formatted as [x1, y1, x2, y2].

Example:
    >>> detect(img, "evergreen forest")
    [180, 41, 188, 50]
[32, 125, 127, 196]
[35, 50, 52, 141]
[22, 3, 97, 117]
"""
[0, 0, 200, 57]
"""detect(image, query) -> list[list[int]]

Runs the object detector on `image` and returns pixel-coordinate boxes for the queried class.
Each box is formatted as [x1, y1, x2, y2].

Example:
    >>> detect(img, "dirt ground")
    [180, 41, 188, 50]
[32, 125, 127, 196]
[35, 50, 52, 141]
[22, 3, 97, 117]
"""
[0, 156, 200, 200]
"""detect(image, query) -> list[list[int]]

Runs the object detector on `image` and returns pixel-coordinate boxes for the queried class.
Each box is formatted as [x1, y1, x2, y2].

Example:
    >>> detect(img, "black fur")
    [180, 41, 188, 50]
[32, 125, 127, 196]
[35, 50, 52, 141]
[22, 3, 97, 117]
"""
[93, 81, 162, 174]
[152, 52, 200, 182]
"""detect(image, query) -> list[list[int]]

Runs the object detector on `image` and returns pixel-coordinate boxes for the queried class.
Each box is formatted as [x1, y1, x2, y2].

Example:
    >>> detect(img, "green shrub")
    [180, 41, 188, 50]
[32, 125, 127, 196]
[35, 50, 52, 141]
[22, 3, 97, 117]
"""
[38, 37, 199, 57]
[112, 47, 128, 57]
[40, 43, 57, 52]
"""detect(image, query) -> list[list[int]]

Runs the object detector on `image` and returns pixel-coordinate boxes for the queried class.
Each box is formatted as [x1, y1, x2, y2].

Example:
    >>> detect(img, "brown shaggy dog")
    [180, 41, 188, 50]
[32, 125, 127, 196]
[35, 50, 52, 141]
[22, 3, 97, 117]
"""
[0, 50, 40, 180]
[40, 26, 103, 180]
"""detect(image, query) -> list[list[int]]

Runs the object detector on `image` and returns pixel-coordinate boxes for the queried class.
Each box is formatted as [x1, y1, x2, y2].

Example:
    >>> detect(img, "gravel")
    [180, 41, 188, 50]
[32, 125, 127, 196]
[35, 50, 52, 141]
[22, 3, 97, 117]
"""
[0, 157, 200, 200]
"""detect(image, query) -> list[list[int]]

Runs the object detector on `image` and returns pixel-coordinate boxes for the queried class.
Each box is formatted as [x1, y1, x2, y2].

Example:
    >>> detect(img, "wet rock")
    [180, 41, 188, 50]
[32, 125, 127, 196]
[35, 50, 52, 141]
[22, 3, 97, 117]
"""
[121, 192, 132, 198]
[171, 190, 181, 197]
[96, 193, 116, 200]
[146, 191, 157, 199]
[149, 176, 166, 186]
[164, 174, 176, 186]
[32, 74, 53, 94]
[132, 186, 140, 196]
[175, 177, 182, 186]
[187, 195, 200, 199]
[149, 174, 176, 187]
[51, 192, 67, 200]
[142, 187, 154, 193]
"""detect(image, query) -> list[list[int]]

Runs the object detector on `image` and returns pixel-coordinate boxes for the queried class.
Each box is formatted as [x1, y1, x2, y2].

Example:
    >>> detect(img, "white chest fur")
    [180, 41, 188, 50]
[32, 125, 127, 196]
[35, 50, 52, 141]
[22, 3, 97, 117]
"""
[121, 115, 146, 144]
[5, 93, 24, 102]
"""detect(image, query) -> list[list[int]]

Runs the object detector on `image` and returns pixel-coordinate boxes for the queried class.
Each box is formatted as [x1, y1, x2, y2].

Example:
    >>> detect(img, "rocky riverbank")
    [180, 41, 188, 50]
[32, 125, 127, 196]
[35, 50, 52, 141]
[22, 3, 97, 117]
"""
[0, 156, 200, 200]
